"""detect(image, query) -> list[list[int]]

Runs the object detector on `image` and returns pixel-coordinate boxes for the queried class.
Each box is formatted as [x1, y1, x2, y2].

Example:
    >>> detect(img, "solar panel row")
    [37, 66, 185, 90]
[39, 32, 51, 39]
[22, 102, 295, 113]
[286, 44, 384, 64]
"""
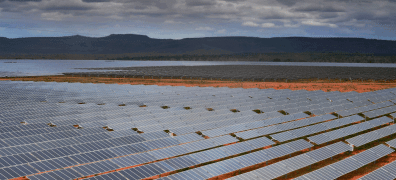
[271, 115, 363, 142]
[163, 139, 313, 180]
[228, 142, 351, 180]
[308, 116, 393, 145]
[358, 154, 396, 180]
[28, 136, 270, 180]
[346, 123, 396, 147]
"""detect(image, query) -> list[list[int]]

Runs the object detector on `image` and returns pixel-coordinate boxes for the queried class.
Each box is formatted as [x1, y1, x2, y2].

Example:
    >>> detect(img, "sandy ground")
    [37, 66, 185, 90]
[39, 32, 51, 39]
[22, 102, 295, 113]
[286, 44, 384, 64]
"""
[2, 75, 396, 180]
[1, 75, 396, 93]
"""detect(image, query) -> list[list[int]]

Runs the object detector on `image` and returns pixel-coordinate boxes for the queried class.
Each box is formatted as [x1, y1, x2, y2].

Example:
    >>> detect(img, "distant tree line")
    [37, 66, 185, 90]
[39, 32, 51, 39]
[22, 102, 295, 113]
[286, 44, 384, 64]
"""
[1, 52, 396, 63]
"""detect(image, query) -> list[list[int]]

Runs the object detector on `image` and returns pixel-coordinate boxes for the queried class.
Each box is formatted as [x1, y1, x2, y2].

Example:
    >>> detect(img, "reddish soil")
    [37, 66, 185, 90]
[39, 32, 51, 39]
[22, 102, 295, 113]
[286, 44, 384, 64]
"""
[1, 75, 396, 93]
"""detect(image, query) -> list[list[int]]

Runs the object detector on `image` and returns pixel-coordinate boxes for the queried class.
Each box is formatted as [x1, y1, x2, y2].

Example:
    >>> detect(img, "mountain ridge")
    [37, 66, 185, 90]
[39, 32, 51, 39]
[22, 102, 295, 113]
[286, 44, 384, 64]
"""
[1, 34, 395, 55]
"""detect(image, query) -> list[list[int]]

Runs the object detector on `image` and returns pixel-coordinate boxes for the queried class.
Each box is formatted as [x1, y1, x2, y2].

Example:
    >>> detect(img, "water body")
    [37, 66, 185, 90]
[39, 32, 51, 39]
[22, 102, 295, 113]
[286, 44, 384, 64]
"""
[1, 59, 396, 77]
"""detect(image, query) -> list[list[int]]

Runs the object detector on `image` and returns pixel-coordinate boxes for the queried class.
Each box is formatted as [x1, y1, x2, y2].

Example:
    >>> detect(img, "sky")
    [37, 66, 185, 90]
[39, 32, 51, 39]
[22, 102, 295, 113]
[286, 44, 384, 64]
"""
[0, 0, 395, 40]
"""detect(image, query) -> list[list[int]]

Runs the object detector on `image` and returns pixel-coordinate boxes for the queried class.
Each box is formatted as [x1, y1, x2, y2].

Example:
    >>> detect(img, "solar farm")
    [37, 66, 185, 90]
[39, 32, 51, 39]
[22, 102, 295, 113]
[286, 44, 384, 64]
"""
[69, 65, 396, 81]
[0, 78, 396, 180]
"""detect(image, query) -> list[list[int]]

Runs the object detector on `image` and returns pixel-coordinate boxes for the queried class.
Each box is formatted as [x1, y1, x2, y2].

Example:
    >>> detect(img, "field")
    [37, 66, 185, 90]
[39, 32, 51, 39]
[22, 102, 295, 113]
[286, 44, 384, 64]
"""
[1, 71, 396, 180]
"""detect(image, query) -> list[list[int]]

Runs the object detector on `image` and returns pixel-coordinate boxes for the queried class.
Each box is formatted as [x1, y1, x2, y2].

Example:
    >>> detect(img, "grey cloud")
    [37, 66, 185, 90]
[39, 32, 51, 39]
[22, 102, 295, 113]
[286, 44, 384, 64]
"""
[82, 0, 110, 2]
[350, 12, 375, 21]
[185, 0, 217, 7]
[42, 5, 92, 11]
[318, 12, 341, 19]
[259, 9, 306, 20]
[110, 0, 178, 11]
[222, 0, 246, 2]
[0, 0, 39, 12]
[153, 1, 177, 9]
[135, 0, 178, 10]
[40, 1, 94, 11]
[2, 0, 396, 37]
[276, 0, 297, 6]
[292, 5, 346, 12]
[8, 0, 41, 1]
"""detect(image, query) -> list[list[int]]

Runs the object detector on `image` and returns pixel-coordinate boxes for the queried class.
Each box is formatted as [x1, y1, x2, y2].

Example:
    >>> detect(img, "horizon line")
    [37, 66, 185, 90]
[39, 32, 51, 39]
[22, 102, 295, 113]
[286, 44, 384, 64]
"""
[1, 34, 395, 41]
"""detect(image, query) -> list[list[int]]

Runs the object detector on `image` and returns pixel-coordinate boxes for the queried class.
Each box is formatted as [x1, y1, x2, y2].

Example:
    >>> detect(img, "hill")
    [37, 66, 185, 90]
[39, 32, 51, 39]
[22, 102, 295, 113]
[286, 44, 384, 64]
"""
[1, 34, 396, 56]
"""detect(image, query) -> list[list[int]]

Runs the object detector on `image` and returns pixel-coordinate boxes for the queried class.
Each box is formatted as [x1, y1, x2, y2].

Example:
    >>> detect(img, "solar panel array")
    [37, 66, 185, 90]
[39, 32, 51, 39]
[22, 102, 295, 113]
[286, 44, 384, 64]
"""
[67, 65, 396, 81]
[346, 120, 396, 147]
[358, 159, 396, 180]
[271, 115, 361, 142]
[358, 139, 396, 180]
[293, 144, 394, 180]
[308, 116, 393, 145]
[228, 142, 351, 180]
[163, 139, 313, 180]
[0, 80, 396, 180]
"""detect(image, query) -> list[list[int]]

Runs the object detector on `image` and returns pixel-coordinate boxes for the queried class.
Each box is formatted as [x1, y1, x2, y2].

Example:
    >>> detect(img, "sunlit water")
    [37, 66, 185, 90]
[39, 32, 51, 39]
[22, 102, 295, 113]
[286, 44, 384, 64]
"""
[1, 59, 395, 77]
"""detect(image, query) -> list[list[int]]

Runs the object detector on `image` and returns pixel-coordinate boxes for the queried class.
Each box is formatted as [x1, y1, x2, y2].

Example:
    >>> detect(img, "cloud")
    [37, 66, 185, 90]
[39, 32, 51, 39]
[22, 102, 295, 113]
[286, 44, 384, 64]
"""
[8, 0, 41, 1]
[261, 23, 275, 28]
[216, 29, 226, 33]
[185, 0, 216, 7]
[1, 0, 396, 39]
[164, 20, 182, 24]
[82, 0, 110, 2]
[39, 0, 94, 11]
[242, 21, 259, 27]
[41, 12, 73, 21]
[284, 23, 300, 28]
[276, 0, 298, 6]
[292, 4, 346, 12]
[302, 20, 338, 28]
[222, 0, 246, 2]
[258, 7, 307, 20]
[195, 26, 214, 31]
[243, 22, 277, 28]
